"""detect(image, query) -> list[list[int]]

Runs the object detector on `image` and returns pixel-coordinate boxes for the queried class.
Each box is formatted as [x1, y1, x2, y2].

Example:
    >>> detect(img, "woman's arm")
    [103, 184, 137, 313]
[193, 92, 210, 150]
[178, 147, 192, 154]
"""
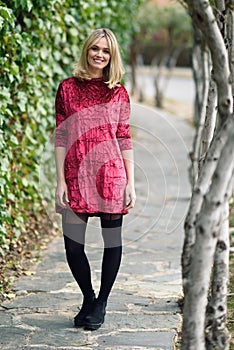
[55, 82, 69, 208]
[55, 146, 69, 208]
[122, 149, 136, 209]
[116, 86, 136, 209]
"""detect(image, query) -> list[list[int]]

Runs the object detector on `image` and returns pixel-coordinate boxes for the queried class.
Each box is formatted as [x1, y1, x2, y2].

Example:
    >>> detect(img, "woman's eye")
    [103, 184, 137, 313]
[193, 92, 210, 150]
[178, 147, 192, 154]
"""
[91, 47, 109, 54]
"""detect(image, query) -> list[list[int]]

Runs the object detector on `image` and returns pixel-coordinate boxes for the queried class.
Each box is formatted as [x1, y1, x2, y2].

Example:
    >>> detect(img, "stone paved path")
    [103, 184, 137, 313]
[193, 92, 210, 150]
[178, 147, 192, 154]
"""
[0, 103, 193, 350]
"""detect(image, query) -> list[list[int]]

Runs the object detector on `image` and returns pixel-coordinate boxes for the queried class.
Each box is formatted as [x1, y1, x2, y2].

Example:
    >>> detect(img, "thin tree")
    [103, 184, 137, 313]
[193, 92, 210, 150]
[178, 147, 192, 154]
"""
[181, 0, 233, 349]
[133, 2, 192, 106]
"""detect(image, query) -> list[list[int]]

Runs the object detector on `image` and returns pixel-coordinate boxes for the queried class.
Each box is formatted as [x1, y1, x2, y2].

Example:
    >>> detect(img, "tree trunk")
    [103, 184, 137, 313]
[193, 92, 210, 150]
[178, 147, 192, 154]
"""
[204, 3, 233, 347]
[152, 45, 185, 108]
[186, 0, 233, 118]
[182, 1, 234, 348]
[226, 4, 234, 94]
[190, 43, 210, 185]
[182, 115, 233, 289]
[154, 77, 163, 108]
[199, 74, 217, 166]
[192, 25, 204, 127]
[205, 202, 231, 349]
[181, 127, 234, 350]
[129, 34, 137, 98]
[214, 0, 226, 33]
[182, 0, 233, 291]
[162, 45, 185, 92]
[151, 54, 166, 108]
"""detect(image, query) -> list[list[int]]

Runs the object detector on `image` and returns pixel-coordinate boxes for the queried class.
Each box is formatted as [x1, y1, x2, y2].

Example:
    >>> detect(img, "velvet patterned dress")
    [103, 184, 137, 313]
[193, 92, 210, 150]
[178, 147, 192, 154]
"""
[55, 77, 132, 215]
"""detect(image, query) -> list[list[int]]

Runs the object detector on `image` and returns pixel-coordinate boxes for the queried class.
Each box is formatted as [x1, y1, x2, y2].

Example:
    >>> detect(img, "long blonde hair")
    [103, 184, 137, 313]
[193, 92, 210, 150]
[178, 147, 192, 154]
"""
[73, 28, 125, 89]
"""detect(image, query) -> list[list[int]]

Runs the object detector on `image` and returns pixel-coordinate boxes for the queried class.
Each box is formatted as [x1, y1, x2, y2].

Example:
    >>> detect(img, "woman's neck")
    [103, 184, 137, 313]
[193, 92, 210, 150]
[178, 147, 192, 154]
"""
[88, 68, 103, 79]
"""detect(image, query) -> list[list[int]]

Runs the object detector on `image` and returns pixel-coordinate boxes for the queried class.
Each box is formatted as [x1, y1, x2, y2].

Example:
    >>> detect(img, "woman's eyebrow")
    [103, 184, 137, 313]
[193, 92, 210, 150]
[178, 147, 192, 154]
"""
[92, 44, 110, 50]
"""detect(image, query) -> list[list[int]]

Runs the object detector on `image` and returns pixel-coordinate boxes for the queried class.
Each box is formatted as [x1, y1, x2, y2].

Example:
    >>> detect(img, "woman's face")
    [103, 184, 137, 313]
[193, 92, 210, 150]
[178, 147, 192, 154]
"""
[87, 37, 111, 76]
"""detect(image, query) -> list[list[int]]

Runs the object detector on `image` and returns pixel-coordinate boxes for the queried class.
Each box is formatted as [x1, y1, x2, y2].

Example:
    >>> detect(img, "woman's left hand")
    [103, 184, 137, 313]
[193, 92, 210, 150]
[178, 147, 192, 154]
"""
[124, 182, 136, 210]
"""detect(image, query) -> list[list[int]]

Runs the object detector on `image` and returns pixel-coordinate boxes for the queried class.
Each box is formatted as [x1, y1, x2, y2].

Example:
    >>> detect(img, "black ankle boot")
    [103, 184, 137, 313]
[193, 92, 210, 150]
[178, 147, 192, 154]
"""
[74, 295, 96, 327]
[84, 299, 107, 330]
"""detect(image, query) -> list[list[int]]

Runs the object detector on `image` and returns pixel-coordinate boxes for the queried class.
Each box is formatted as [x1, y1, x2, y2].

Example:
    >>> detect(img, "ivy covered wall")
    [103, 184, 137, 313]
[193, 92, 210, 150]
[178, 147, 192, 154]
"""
[0, 0, 142, 258]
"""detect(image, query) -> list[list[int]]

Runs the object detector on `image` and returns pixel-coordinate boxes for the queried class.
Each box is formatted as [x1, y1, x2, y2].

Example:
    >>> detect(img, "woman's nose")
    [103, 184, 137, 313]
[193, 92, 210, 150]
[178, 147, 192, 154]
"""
[96, 50, 103, 57]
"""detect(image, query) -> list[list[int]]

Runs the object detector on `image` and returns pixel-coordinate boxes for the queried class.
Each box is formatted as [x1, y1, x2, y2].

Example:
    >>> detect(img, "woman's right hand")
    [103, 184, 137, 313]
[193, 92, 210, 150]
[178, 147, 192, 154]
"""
[55, 180, 69, 208]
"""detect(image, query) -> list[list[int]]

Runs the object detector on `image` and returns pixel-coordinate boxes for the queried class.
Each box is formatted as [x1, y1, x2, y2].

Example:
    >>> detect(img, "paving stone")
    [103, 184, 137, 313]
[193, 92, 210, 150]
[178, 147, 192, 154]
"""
[0, 311, 13, 326]
[115, 280, 182, 298]
[0, 348, 28, 350]
[14, 271, 73, 293]
[19, 313, 73, 329]
[97, 330, 176, 349]
[106, 312, 180, 330]
[97, 348, 165, 350]
[29, 328, 92, 347]
[22, 347, 92, 350]
[144, 273, 181, 283]
[108, 294, 180, 313]
[2, 292, 80, 310]
[0, 326, 30, 347]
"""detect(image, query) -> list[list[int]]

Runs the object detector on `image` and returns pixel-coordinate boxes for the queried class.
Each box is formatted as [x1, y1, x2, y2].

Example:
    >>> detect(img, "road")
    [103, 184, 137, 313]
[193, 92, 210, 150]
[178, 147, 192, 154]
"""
[126, 67, 195, 104]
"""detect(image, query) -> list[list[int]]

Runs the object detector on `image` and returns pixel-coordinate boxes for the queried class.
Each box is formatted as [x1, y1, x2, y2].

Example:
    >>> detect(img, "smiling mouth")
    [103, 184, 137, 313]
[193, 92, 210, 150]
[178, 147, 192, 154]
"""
[93, 58, 104, 63]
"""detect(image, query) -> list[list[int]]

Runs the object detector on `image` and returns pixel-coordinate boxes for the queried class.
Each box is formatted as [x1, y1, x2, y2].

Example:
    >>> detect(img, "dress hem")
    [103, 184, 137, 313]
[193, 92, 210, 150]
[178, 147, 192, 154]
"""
[56, 208, 128, 216]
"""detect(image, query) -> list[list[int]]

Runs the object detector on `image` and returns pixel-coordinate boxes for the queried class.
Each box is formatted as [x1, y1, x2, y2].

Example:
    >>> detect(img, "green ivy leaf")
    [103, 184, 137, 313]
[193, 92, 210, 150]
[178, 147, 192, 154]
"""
[10, 135, 19, 146]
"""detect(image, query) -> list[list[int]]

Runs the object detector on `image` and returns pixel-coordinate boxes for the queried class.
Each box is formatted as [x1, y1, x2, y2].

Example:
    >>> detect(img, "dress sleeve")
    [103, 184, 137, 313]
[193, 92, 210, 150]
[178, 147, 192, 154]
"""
[116, 86, 133, 151]
[55, 82, 67, 147]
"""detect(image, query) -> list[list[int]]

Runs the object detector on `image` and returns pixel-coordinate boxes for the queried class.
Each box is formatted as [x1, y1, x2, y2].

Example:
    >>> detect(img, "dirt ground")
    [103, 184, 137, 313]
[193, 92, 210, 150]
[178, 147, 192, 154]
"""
[163, 99, 194, 123]
[135, 95, 194, 125]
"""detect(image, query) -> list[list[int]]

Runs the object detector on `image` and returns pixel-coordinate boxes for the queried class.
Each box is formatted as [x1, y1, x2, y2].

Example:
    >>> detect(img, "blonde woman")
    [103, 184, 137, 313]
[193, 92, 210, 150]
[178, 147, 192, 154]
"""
[55, 28, 136, 330]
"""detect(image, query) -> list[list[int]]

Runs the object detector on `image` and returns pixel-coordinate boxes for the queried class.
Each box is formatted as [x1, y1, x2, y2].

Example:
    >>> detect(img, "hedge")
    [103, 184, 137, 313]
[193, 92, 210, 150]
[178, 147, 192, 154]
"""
[0, 0, 143, 258]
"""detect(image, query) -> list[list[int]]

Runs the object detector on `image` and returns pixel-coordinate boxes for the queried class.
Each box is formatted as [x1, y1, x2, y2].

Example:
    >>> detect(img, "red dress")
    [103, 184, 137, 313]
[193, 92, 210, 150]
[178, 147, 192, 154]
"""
[55, 77, 132, 215]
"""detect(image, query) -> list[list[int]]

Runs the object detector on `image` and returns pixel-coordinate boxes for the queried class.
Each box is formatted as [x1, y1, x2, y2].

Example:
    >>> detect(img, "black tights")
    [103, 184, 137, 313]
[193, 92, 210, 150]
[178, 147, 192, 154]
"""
[62, 210, 123, 302]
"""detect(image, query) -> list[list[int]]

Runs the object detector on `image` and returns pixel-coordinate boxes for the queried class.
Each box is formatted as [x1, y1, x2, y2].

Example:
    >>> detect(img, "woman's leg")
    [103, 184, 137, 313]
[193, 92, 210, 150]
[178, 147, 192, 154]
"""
[62, 210, 95, 299]
[84, 213, 123, 330]
[62, 210, 96, 327]
[98, 213, 123, 302]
